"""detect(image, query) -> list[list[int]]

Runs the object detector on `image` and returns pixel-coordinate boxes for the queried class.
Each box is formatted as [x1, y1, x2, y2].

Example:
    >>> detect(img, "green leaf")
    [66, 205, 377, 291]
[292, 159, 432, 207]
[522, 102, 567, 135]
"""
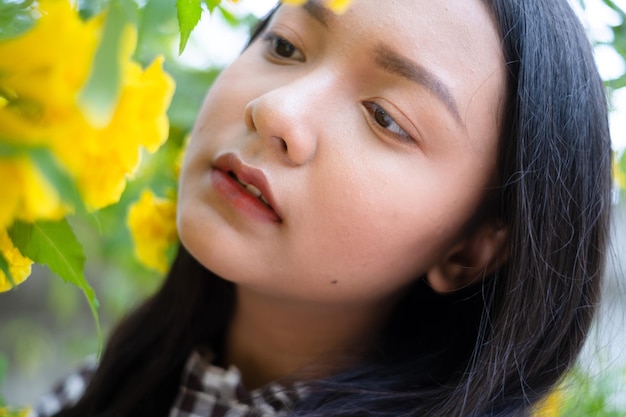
[30, 148, 87, 215]
[78, 0, 136, 127]
[0, 0, 37, 40]
[217, 4, 238, 27]
[0, 137, 34, 157]
[0, 251, 16, 288]
[8, 220, 102, 351]
[176, 0, 202, 54]
[0, 352, 7, 406]
[77, 0, 110, 20]
[135, 0, 179, 63]
[204, 0, 220, 13]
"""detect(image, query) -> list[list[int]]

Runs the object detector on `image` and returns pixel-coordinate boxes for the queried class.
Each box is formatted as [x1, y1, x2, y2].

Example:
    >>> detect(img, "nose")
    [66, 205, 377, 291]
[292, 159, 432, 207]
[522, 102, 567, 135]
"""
[244, 83, 321, 166]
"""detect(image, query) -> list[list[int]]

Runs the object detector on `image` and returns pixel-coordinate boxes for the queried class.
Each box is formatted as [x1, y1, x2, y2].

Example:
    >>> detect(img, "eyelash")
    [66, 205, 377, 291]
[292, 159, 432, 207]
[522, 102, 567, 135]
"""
[262, 32, 305, 62]
[363, 101, 414, 143]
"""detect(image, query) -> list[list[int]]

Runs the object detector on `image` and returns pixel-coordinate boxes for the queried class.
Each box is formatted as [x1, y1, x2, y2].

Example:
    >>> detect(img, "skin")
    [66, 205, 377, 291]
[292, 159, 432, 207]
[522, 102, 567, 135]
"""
[177, 0, 505, 387]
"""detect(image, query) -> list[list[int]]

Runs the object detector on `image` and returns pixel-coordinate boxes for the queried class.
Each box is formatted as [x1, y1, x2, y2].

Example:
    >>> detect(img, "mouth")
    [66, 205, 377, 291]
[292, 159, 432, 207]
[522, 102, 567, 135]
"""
[228, 171, 272, 208]
[211, 153, 283, 222]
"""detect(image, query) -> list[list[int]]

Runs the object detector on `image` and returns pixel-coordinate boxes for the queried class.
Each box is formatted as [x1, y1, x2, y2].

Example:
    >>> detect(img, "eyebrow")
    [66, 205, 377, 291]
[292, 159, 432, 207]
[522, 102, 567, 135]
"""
[374, 45, 462, 124]
[302, 1, 333, 27]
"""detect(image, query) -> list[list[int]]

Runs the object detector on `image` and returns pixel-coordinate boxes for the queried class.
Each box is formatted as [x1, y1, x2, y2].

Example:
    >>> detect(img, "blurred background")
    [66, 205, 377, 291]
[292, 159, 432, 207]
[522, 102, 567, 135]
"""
[1, 0, 626, 414]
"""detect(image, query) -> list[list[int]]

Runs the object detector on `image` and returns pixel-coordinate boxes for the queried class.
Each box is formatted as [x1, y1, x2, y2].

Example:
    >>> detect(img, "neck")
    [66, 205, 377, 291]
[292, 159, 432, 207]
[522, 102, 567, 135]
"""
[223, 285, 397, 389]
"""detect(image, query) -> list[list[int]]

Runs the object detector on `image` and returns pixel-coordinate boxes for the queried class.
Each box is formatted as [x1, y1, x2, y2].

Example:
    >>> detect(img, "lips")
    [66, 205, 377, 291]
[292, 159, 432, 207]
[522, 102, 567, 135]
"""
[212, 153, 282, 222]
[228, 172, 272, 207]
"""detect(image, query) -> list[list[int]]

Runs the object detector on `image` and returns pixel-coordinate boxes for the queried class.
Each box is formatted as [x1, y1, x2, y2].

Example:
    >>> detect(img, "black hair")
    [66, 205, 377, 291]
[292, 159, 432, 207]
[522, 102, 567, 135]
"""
[56, 0, 612, 416]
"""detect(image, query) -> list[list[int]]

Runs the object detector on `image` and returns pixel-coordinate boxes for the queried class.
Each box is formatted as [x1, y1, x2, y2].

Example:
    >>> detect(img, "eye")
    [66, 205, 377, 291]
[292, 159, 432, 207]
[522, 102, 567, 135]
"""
[263, 33, 305, 62]
[363, 101, 413, 142]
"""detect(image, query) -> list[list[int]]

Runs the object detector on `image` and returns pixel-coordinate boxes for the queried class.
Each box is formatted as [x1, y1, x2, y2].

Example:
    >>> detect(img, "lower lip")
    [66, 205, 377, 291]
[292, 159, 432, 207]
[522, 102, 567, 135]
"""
[210, 169, 281, 223]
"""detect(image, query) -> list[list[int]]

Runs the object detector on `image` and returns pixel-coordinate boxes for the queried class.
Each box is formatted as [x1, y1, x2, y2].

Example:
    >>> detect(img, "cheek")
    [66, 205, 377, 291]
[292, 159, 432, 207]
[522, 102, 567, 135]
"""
[281, 170, 459, 299]
[191, 53, 263, 134]
[180, 69, 256, 175]
[194, 82, 244, 131]
[284, 142, 497, 298]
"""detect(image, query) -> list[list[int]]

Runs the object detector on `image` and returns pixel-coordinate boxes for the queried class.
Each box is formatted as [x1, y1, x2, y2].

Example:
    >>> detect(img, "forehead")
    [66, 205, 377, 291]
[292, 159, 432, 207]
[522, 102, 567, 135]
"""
[302, 0, 500, 47]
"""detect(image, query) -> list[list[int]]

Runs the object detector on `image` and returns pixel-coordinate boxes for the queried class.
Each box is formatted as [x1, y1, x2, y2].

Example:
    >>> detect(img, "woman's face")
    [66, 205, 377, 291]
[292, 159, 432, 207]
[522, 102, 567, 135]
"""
[178, 0, 505, 306]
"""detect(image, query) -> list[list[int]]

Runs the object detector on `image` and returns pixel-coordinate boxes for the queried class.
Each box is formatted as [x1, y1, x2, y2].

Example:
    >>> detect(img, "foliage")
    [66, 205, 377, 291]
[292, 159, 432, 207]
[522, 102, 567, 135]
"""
[0, 0, 36, 41]
[0, 0, 175, 328]
[578, 0, 626, 196]
[533, 366, 626, 417]
[594, 0, 626, 90]
[0, 407, 30, 417]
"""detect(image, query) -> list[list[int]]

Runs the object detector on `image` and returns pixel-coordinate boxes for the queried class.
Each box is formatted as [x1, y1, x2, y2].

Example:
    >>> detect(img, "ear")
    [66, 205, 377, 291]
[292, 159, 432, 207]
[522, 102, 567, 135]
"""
[426, 220, 508, 293]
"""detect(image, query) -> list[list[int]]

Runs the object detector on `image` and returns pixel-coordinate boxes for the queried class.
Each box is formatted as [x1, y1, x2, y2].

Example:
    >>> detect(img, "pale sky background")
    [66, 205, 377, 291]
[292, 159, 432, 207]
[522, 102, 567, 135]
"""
[178, 0, 626, 152]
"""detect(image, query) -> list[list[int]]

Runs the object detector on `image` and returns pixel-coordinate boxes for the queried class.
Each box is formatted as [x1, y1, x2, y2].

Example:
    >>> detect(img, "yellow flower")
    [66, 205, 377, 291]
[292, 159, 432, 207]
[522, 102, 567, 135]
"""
[53, 51, 175, 210]
[532, 390, 565, 417]
[0, 0, 175, 216]
[0, 0, 174, 289]
[0, 162, 23, 229]
[0, 228, 33, 292]
[0, 157, 66, 229]
[127, 189, 177, 273]
[0, 1, 101, 132]
[324, 0, 352, 14]
[0, 407, 32, 417]
[614, 152, 626, 191]
[0, 0, 98, 225]
[281, 0, 307, 5]
[280, 0, 353, 14]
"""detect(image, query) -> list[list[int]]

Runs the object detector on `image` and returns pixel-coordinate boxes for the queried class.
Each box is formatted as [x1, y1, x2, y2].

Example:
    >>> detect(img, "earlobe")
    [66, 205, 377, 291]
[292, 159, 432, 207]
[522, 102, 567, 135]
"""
[426, 221, 508, 293]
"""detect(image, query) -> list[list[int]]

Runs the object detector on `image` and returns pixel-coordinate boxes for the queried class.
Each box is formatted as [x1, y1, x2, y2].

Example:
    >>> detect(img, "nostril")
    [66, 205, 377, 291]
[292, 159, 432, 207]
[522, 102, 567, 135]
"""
[279, 138, 288, 152]
[272, 136, 288, 152]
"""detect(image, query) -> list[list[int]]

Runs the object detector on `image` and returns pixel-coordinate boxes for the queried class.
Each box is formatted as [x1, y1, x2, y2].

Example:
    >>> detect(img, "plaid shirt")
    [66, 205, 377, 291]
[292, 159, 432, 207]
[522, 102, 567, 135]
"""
[30, 350, 307, 417]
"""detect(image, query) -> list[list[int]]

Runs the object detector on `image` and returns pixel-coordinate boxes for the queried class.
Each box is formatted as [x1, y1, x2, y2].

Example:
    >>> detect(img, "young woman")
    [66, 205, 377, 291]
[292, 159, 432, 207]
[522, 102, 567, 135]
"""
[42, 0, 612, 416]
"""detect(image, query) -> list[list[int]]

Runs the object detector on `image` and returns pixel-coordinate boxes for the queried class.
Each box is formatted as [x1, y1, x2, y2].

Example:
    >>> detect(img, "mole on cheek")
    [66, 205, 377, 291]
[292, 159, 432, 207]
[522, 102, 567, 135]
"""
[331, 280, 338, 284]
